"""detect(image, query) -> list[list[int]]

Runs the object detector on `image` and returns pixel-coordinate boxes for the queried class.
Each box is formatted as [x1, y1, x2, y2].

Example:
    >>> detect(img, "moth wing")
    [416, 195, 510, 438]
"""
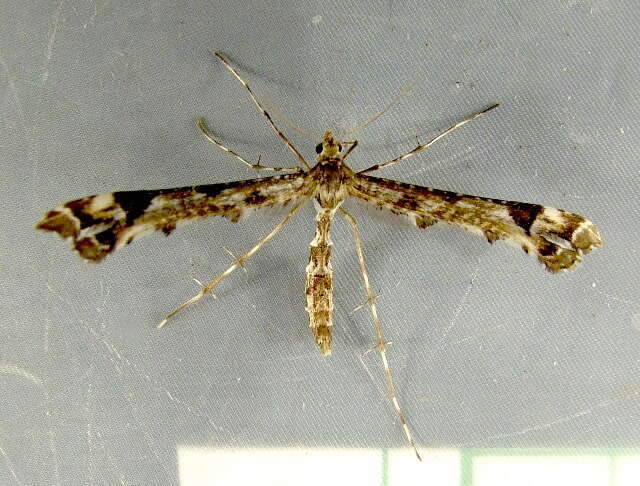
[348, 173, 601, 272]
[37, 173, 313, 262]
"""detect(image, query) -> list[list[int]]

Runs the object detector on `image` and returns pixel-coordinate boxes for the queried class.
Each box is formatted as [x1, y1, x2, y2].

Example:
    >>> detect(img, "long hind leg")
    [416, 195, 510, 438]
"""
[339, 207, 422, 460]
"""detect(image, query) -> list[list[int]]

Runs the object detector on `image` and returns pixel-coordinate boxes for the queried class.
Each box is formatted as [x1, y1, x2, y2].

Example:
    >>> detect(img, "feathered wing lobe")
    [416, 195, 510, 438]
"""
[349, 173, 602, 272]
[37, 173, 312, 262]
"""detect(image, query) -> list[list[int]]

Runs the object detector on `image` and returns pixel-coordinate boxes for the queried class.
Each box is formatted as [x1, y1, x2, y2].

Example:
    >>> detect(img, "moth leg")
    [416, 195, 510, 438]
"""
[196, 118, 303, 173]
[213, 51, 311, 171]
[358, 103, 500, 175]
[339, 207, 422, 461]
[158, 197, 309, 329]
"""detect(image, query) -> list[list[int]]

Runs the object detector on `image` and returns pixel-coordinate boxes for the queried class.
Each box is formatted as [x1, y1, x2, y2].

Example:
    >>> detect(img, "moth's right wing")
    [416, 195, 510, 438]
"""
[348, 173, 601, 273]
[37, 172, 314, 262]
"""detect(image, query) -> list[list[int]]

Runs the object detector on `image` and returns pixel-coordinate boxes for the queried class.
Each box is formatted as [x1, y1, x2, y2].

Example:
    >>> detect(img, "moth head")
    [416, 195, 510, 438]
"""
[315, 130, 342, 158]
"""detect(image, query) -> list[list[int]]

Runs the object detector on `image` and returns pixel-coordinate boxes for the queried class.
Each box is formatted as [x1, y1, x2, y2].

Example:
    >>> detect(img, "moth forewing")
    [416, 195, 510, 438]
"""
[36, 174, 312, 262]
[347, 173, 602, 272]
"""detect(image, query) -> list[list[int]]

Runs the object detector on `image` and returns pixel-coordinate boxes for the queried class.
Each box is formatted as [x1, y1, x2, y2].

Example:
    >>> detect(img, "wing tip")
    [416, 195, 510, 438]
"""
[537, 219, 602, 273]
[36, 208, 80, 239]
[36, 204, 115, 262]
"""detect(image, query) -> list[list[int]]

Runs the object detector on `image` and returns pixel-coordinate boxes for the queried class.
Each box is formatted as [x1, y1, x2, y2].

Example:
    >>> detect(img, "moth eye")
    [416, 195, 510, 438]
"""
[337, 144, 342, 152]
[315, 143, 323, 154]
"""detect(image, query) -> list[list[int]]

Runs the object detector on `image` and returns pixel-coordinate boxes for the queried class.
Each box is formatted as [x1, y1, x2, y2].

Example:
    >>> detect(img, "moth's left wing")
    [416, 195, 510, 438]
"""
[37, 172, 313, 262]
[348, 173, 602, 272]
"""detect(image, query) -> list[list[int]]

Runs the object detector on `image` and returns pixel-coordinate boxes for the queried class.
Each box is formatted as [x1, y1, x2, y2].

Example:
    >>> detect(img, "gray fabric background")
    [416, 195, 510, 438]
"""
[2, 1, 639, 484]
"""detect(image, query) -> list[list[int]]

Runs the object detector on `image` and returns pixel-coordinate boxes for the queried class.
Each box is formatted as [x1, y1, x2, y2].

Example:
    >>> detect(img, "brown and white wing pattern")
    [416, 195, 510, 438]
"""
[349, 174, 602, 272]
[37, 172, 312, 262]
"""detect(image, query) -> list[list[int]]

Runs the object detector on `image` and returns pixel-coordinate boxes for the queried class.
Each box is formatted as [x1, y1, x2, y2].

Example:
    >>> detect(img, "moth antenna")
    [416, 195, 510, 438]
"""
[262, 98, 318, 140]
[343, 82, 417, 137]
